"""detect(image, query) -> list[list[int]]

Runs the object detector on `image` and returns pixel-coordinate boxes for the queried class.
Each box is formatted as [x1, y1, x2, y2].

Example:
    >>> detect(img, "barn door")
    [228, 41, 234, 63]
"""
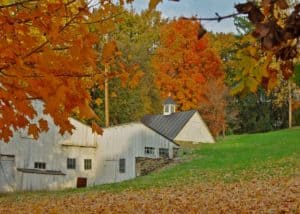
[76, 177, 87, 188]
[0, 155, 16, 192]
[102, 160, 117, 183]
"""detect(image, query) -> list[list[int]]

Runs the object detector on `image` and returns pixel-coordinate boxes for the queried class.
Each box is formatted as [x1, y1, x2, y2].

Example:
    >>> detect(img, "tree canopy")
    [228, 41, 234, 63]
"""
[1, 0, 299, 142]
[0, 0, 130, 141]
[152, 19, 227, 136]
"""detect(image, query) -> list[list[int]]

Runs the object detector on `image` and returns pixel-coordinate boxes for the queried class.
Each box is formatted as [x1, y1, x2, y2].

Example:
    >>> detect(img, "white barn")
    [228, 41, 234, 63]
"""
[95, 123, 178, 184]
[141, 97, 215, 143]
[0, 102, 178, 193]
[0, 96, 214, 193]
[0, 116, 98, 192]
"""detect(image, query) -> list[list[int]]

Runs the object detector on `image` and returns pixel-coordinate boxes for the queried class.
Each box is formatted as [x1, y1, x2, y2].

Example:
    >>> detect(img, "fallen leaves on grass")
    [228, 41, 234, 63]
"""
[0, 176, 299, 213]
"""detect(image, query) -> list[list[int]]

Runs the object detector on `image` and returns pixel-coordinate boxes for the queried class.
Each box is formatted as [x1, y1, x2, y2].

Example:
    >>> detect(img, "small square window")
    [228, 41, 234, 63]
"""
[173, 148, 179, 157]
[67, 158, 76, 169]
[144, 147, 155, 155]
[119, 159, 126, 173]
[159, 148, 169, 158]
[34, 162, 46, 169]
[84, 159, 92, 170]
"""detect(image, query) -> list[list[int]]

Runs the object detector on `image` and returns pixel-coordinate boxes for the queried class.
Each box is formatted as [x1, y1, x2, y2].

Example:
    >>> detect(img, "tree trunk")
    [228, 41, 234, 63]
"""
[288, 80, 292, 128]
[105, 63, 109, 127]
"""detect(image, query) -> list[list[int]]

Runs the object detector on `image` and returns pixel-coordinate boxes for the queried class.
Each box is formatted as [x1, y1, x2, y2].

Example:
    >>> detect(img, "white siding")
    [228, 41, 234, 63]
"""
[0, 102, 98, 192]
[0, 120, 98, 192]
[94, 123, 177, 184]
[0, 102, 177, 192]
[175, 112, 215, 143]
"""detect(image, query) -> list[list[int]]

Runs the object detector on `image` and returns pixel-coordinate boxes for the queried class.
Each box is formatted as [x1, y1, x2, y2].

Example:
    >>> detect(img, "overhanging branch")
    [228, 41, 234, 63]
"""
[182, 12, 240, 22]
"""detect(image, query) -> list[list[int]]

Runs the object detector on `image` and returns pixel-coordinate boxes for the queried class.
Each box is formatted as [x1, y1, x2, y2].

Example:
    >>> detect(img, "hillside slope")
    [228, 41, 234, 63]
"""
[0, 128, 299, 213]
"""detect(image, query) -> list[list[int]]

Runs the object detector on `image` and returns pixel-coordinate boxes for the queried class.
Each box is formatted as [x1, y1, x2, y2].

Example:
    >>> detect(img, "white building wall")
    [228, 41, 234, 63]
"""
[0, 102, 98, 192]
[175, 112, 215, 143]
[0, 123, 98, 192]
[0, 106, 178, 192]
[0, 101, 178, 192]
[94, 123, 178, 185]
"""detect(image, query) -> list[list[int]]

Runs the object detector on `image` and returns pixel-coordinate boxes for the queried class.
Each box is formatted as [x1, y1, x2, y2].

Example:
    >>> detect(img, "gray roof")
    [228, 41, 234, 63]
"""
[163, 97, 176, 105]
[141, 110, 197, 141]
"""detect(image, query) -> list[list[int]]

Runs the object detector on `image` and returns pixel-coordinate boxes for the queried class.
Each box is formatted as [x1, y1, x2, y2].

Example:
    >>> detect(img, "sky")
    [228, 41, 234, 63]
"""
[127, 0, 247, 33]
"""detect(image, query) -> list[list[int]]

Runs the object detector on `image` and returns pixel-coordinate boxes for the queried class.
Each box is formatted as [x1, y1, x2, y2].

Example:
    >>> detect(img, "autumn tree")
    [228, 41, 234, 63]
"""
[0, 0, 134, 142]
[113, 10, 164, 116]
[152, 19, 227, 136]
[198, 79, 228, 137]
[90, 9, 163, 126]
[151, 0, 299, 92]
[208, 29, 290, 133]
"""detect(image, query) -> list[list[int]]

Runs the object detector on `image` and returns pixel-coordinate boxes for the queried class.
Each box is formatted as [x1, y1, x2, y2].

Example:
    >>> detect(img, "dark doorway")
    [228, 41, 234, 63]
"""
[76, 177, 87, 188]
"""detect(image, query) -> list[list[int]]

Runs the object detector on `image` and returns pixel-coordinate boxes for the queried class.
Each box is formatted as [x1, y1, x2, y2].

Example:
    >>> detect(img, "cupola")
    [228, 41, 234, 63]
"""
[163, 96, 176, 115]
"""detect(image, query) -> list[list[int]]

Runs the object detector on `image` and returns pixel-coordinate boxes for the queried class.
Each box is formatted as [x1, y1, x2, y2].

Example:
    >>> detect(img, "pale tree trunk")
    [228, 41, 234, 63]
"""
[105, 63, 109, 127]
[288, 80, 292, 128]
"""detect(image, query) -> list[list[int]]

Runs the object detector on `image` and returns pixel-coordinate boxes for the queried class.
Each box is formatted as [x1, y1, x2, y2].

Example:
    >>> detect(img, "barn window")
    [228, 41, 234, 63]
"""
[173, 148, 179, 157]
[84, 159, 92, 170]
[144, 147, 155, 155]
[67, 158, 76, 169]
[34, 162, 46, 169]
[159, 148, 169, 158]
[119, 159, 126, 173]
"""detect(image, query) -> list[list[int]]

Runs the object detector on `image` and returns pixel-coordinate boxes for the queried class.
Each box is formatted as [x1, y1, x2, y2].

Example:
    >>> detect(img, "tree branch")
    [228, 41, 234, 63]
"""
[23, 11, 81, 59]
[0, 11, 82, 73]
[182, 12, 240, 22]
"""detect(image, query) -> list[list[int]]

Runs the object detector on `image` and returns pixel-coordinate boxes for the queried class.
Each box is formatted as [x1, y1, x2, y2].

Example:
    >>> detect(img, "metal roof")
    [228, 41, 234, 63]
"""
[163, 97, 176, 105]
[141, 110, 197, 141]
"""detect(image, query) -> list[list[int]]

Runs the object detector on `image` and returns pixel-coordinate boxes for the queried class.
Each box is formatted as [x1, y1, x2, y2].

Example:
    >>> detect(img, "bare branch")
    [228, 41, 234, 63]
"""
[181, 13, 240, 22]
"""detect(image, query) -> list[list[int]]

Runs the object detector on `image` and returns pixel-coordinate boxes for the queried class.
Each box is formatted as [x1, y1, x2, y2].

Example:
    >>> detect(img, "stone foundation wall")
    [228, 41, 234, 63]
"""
[135, 157, 173, 176]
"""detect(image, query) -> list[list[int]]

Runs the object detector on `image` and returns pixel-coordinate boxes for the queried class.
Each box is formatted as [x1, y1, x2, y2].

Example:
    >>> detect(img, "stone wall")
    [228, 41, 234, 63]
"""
[135, 157, 173, 176]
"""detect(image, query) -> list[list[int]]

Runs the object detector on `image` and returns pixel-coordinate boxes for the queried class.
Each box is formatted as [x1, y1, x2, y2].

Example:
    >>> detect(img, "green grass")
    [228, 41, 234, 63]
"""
[1, 127, 299, 200]
[95, 127, 299, 190]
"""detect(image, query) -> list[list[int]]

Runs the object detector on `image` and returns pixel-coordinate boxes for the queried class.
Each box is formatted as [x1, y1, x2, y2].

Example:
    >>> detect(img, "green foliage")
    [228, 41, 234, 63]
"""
[234, 16, 254, 35]
[114, 10, 164, 115]
[293, 108, 300, 126]
[91, 9, 164, 126]
[90, 79, 145, 126]
[293, 63, 300, 86]
[210, 24, 290, 134]
[231, 89, 289, 134]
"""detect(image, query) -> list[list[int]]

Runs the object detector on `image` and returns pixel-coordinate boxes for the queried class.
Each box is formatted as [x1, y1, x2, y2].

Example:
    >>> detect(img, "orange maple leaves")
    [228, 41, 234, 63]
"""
[0, 0, 124, 141]
[152, 19, 226, 136]
[153, 19, 224, 107]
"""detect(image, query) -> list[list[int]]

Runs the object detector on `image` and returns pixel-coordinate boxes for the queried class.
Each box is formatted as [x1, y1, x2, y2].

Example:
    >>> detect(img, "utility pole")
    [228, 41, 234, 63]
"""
[288, 80, 292, 128]
[105, 63, 109, 127]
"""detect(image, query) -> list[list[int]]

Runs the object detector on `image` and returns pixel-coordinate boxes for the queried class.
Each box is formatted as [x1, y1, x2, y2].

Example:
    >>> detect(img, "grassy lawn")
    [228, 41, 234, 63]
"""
[1, 127, 299, 198]
[101, 126, 299, 190]
[0, 128, 299, 213]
